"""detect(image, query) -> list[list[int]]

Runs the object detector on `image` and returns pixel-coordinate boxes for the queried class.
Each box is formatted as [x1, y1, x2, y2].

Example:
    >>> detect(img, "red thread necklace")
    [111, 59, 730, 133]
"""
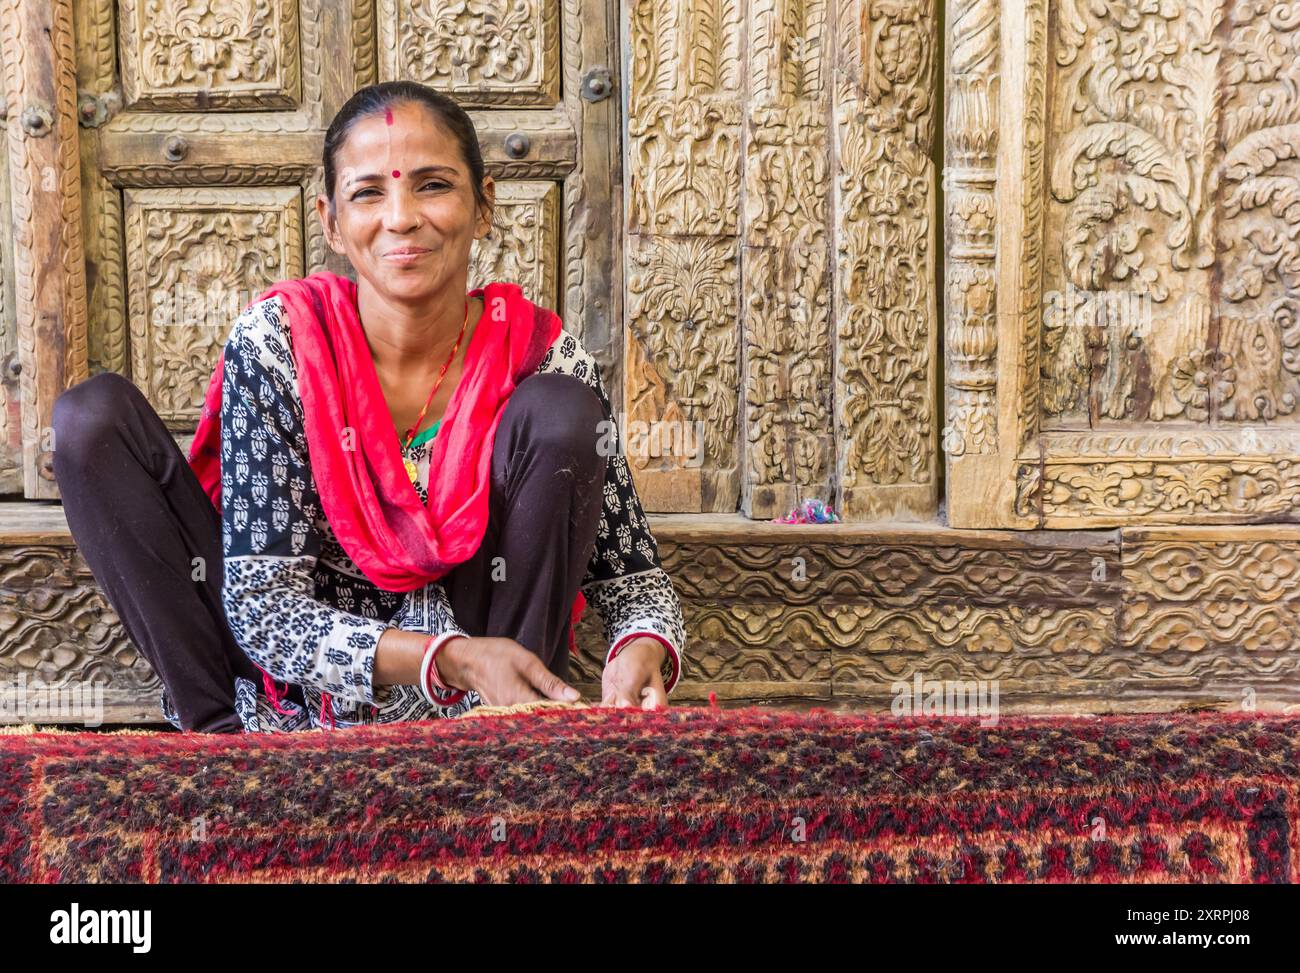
[398, 296, 470, 484]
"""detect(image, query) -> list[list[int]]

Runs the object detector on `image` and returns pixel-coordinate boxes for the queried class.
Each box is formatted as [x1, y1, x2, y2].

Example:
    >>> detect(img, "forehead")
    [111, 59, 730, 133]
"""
[336, 102, 464, 169]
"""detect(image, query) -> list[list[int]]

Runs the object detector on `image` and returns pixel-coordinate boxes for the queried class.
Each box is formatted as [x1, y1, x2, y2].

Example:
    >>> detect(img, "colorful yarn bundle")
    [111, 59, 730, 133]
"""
[771, 498, 841, 524]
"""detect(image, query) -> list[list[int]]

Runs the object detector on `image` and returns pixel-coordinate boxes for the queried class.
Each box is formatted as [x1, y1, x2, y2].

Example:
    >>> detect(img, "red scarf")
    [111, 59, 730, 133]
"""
[189, 271, 585, 653]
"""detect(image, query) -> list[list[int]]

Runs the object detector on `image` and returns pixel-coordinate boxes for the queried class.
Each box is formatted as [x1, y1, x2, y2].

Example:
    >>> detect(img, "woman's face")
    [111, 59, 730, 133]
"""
[317, 100, 494, 304]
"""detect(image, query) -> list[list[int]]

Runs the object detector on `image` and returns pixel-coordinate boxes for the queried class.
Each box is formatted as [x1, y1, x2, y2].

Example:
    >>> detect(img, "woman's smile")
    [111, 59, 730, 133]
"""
[383, 245, 433, 266]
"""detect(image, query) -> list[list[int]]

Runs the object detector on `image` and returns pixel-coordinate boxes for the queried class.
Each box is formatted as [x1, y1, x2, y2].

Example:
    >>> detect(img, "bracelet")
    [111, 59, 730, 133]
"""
[419, 632, 468, 707]
[421, 633, 467, 706]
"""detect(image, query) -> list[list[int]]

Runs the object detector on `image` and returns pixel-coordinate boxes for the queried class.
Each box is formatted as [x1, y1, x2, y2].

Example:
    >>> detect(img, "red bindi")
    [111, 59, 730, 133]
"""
[392, 169, 400, 178]
[384, 108, 393, 125]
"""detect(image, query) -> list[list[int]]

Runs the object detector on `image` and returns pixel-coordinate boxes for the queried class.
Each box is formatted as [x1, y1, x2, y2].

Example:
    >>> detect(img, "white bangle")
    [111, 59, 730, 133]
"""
[418, 631, 468, 706]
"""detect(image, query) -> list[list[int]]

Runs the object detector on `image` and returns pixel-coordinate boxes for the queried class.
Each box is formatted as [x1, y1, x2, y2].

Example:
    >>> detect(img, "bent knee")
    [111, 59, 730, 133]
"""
[512, 372, 604, 427]
[508, 372, 608, 464]
[51, 372, 141, 462]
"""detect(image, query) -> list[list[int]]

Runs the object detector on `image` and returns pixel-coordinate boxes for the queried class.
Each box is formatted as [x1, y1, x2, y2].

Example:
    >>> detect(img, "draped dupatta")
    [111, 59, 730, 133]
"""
[189, 272, 585, 647]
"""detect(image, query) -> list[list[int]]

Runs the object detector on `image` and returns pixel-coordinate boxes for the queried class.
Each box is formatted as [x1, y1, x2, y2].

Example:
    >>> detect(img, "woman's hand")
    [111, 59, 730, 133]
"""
[438, 635, 581, 708]
[601, 637, 669, 710]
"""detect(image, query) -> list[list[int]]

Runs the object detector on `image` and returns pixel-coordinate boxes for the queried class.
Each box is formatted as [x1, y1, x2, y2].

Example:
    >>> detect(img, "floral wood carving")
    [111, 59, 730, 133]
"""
[624, 0, 743, 512]
[469, 181, 561, 312]
[742, 0, 833, 517]
[117, 0, 301, 109]
[378, 0, 560, 106]
[1045, 0, 1300, 426]
[124, 188, 303, 428]
[943, 0, 999, 457]
[834, 0, 938, 518]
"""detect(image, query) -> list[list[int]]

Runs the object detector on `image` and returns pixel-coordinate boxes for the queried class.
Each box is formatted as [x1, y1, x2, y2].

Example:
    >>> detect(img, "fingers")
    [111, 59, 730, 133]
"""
[523, 653, 580, 702]
[602, 670, 651, 709]
[640, 681, 667, 711]
[601, 641, 672, 712]
[604, 678, 638, 708]
[600, 678, 632, 708]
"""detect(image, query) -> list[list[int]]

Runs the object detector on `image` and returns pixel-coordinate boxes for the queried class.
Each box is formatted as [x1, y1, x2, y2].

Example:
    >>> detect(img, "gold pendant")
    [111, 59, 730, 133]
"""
[403, 456, 419, 484]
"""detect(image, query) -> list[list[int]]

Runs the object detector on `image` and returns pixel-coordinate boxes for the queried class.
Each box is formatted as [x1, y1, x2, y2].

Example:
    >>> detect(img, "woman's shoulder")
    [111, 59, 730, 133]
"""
[536, 327, 600, 386]
[225, 294, 296, 384]
[228, 294, 289, 346]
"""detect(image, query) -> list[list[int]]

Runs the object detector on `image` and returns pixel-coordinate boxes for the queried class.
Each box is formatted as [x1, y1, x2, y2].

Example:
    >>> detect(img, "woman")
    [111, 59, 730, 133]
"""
[52, 81, 685, 733]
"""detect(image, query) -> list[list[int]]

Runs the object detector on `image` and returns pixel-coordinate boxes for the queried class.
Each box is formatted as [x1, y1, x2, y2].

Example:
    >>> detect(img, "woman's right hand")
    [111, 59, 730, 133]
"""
[438, 635, 581, 707]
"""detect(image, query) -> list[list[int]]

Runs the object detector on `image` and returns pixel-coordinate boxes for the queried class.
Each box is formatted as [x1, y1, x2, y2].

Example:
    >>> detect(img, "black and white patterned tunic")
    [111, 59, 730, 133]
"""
[167, 295, 686, 733]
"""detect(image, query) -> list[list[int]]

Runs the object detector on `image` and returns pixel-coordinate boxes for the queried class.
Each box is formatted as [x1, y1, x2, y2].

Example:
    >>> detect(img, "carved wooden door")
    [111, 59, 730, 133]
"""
[0, 0, 618, 497]
[945, 0, 1300, 529]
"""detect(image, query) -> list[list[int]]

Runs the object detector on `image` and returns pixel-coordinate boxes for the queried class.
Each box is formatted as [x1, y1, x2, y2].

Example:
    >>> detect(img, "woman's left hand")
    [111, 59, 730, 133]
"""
[601, 637, 668, 710]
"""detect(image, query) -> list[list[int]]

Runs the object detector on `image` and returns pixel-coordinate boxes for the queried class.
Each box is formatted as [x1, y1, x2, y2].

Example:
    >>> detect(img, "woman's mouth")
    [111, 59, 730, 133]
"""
[384, 247, 432, 265]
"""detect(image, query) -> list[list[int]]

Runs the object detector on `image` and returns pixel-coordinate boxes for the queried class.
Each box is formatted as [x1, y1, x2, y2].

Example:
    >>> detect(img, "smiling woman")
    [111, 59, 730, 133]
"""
[50, 81, 685, 734]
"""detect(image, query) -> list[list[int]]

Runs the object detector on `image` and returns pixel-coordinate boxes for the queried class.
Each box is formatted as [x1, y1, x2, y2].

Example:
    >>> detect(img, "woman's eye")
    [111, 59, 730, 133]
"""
[421, 181, 448, 191]
[351, 187, 379, 200]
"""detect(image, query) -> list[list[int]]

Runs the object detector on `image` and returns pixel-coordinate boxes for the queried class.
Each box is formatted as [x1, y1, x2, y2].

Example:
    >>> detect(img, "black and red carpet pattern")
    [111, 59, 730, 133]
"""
[2, 707, 1297, 882]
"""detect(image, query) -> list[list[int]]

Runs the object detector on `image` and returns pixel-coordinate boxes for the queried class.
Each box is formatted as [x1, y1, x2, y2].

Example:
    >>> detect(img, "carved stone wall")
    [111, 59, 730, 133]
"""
[624, 0, 939, 520]
[947, 0, 1300, 528]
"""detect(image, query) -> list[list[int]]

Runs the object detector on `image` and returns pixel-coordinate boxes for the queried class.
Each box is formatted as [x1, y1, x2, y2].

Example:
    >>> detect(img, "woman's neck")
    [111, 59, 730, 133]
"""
[357, 277, 475, 376]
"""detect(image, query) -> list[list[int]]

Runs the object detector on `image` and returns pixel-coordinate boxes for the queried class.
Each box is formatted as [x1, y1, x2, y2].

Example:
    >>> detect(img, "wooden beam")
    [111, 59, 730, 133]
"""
[0, 0, 89, 497]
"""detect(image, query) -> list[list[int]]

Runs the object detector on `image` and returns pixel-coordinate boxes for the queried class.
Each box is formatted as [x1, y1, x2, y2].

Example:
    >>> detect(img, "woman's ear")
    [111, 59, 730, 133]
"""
[475, 176, 497, 240]
[315, 193, 345, 255]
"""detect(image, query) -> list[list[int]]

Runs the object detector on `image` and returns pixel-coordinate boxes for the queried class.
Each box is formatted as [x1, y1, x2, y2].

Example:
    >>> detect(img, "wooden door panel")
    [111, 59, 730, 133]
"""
[74, 0, 355, 447]
[469, 180, 561, 313]
[622, 0, 941, 518]
[378, 0, 561, 107]
[0, 0, 90, 498]
[116, 0, 303, 110]
[0, 62, 20, 494]
[372, 0, 622, 365]
[124, 187, 304, 428]
[64, 0, 617, 454]
[96, 111, 575, 188]
[945, 0, 1300, 528]
[0, 0, 623, 497]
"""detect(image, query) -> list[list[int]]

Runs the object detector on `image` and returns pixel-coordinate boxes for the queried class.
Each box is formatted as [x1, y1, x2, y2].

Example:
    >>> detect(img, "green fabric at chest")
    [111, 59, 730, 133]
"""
[409, 419, 441, 449]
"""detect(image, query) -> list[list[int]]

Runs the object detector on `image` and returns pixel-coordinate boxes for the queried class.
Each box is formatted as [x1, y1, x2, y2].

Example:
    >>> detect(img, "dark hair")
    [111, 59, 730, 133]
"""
[322, 81, 494, 226]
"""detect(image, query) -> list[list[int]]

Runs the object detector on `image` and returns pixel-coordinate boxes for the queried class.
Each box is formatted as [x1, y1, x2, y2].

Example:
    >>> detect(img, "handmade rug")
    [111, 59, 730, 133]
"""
[2, 706, 1296, 883]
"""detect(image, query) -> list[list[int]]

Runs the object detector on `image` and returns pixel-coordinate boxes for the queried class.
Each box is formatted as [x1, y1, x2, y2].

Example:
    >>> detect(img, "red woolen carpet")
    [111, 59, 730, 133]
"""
[2, 706, 1297, 883]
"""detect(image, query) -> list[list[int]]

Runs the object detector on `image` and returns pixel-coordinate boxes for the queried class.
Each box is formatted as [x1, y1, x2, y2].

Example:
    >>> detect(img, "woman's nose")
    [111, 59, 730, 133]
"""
[382, 187, 421, 231]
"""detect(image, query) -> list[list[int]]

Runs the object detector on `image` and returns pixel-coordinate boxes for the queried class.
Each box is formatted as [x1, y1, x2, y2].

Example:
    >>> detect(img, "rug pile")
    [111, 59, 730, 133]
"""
[2, 706, 1296, 882]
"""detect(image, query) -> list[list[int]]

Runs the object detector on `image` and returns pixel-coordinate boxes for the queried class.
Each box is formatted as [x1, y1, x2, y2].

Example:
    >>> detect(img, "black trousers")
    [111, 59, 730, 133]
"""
[52, 370, 608, 733]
